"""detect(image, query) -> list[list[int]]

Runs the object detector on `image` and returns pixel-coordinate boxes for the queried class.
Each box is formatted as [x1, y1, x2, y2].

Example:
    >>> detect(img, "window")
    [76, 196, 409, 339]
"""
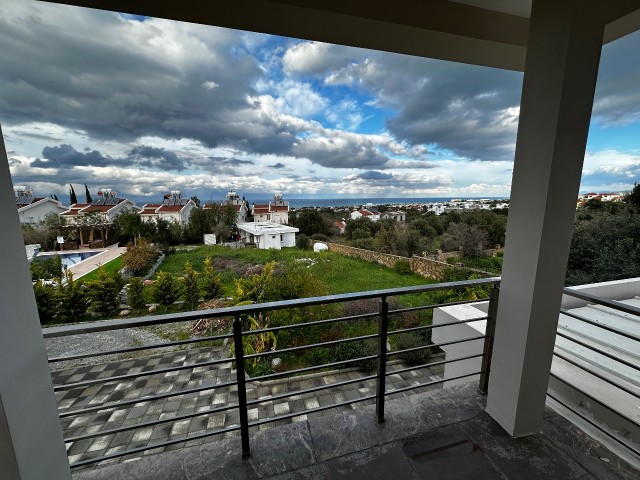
[280, 235, 283, 241]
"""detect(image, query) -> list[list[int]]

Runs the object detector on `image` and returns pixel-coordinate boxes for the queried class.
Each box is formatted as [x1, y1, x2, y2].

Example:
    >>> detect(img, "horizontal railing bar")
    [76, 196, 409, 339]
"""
[389, 297, 490, 315]
[559, 308, 640, 342]
[44, 277, 500, 337]
[563, 288, 640, 317]
[48, 333, 233, 363]
[59, 379, 237, 418]
[68, 424, 242, 468]
[246, 374, 378, 407]
[64, 403, 239, 443]
[243, 333, 380, 360]
[385, 353, 486, 377]
[248, 355, 379, 383]
[387, 317, 488, 337]
[248, 394, 378, 428]
[546, 391, 640, 457]
[246, 311, 378, 336]
[387, 335, 487, 358]
[555, 331, 639, 371]
[384, 371, 485, 396]
[54, 356, 233, 392]
[552, 351, 640, 399]
[549, 372, 639, 425]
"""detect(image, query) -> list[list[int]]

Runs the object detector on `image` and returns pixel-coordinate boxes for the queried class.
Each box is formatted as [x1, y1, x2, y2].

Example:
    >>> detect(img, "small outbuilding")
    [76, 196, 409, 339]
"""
[236, 222, 298, 250]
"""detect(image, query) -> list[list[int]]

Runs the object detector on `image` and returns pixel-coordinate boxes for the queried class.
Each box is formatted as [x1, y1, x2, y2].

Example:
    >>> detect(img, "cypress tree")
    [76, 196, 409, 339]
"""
[85, 183, 93, 203]
[69, 184, 78, 204]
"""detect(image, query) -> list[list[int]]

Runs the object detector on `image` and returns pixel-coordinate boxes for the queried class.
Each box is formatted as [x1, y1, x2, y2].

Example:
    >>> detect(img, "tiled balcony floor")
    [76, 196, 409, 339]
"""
[72, 382, 638, 479]
[52, 346, 445, 466]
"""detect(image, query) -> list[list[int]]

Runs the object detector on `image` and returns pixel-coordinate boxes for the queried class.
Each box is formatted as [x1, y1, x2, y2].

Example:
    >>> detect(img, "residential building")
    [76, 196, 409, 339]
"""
[252, 193, 290, 224]
[237, 221, 298, 249]
[140, 191, 196, 226]
[350, 208, 380, 221]
[14, 186, 67, 224]
[60, 188, 139, 224]
[382, 211, 406, 223]
[224, 190, 248, 223]
[333, 220, 346, 234]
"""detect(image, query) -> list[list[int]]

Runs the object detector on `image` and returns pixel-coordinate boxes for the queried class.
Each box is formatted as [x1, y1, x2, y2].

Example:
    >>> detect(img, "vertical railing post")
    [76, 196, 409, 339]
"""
[478, 283, 500, 395]
[233, 315, 251, 458]
[376, 296, 389, 423]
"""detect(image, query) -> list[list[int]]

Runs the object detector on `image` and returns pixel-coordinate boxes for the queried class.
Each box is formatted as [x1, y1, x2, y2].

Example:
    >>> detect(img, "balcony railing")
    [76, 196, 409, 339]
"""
[550, 287, 640, 458]
[43, 277, 500, 468]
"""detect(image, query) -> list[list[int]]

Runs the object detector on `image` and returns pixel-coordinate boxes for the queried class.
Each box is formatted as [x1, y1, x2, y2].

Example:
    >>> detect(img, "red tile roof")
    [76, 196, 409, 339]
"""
[359, 209, 372, 216]
[157, 205, 184, 212]
[270, 205, 289, 212]
[253, 207, 270, 214]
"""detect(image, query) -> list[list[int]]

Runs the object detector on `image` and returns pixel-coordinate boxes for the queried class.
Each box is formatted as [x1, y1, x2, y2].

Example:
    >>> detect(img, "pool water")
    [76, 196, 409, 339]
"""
[36, 250, 102, 269]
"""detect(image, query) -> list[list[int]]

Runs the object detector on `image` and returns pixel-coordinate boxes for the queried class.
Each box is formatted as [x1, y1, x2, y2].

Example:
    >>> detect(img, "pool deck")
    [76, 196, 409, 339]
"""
[68, 246, 127, 279]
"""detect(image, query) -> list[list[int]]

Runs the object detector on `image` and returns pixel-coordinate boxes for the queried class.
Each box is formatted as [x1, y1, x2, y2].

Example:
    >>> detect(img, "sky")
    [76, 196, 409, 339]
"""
[1, 0, 640, 205]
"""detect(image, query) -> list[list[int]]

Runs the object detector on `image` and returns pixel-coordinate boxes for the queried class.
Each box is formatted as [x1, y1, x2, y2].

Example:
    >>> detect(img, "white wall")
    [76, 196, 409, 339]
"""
[281, 232, 296, 247]
[18, 201, 65, 224]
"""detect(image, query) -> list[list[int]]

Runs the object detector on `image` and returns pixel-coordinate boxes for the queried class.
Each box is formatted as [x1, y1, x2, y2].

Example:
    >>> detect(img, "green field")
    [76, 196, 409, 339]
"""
[155, 245, 434, 297]
[80, 256, 124, 282]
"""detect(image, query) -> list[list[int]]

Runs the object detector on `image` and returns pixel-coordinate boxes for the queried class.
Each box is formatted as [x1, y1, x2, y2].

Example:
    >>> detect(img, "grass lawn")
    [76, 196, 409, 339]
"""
[80, 256, 124, 282]
[154, 245, 435, 297]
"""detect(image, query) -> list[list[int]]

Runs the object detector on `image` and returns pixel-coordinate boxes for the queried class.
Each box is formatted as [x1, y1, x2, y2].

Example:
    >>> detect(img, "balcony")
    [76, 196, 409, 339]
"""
[39, 279, 638, 478]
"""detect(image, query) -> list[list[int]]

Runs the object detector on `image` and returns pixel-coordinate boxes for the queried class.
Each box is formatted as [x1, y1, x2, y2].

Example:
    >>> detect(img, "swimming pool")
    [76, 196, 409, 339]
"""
[36, 250, 103, 269]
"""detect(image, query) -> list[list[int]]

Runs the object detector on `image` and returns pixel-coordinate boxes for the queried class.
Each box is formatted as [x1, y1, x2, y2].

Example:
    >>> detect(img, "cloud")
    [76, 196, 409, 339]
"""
[128, 145, 187, 170]
[347, 171, 394, 181]
[269, 162, 286, 169]
[32, 144, 117, 168]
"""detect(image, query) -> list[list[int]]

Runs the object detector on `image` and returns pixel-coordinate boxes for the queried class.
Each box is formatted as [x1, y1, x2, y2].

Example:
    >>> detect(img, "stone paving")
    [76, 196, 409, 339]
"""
[51, 346, 445, 468]
[68, 246, 126, 279]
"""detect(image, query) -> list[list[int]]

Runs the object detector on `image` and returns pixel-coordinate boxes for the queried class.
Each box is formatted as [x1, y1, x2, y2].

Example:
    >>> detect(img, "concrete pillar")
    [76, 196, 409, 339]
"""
[0, 125, 71, 479]
[486, 0, 606, 437]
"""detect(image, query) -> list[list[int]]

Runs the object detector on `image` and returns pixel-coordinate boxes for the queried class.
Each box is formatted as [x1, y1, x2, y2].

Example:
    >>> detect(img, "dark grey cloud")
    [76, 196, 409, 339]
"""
[269, 162, 286, 169]
[32, 144, 116, 168]
[350, 171, 393, 181]
[292, 137, 391, 169]
[204, 155, 255, 174]
[128, 145, 187, 170]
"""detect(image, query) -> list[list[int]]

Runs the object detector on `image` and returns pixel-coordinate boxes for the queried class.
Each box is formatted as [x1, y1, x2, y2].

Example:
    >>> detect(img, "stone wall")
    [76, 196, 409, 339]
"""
[322, 242, 495, 281]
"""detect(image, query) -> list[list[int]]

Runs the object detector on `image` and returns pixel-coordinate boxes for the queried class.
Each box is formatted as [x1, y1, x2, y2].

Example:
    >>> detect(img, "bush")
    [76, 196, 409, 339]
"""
[296, 233, 310, 250]
[152, 271, 180, 310]
[122, 239, 158, 276]
[55, 270, 88, 323]
[395, 333, 432, 366]
[393, 259, 412, 275]
[182, 261, 200, 310]
[33, 280, 57, 324]
[335, 338, 378, 372]
[30, 255, 62, 281]
[202, 257, 224, 300]
[310, 233, 330, 242]
[127, 276, 146, 310]
[86, 267, 125, 317]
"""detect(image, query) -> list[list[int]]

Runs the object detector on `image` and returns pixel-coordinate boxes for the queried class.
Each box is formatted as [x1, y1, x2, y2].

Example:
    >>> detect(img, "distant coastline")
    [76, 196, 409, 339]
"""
[278, 197, 509, 209]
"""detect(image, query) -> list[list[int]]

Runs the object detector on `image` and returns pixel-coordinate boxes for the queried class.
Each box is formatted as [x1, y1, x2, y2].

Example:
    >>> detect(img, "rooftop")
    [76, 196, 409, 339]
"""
[237, 222, 299, 235]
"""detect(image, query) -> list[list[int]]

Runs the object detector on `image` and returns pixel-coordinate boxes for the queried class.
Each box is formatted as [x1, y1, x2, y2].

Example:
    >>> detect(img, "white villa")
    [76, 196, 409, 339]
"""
[237, 221, 298, 249]
[252, 193, 290, 224]
[382, 211, 406, 222]
[14, 187, 67, 224]
[225, 190, 248, 223]
[60, 189, 139, 224]
[140, 191, 196, 226]
[350, 208, 380, 222]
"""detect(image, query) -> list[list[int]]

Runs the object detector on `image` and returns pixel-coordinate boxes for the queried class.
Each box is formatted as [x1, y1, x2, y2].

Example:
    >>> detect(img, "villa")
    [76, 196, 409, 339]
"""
[14, 186, 67, 224]
[140, 191, 196, 226]
[252, 193, 290, 224]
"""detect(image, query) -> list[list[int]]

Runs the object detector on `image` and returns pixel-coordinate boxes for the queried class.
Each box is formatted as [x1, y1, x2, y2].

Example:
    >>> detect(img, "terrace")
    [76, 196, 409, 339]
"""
[2, 1, 640, 479]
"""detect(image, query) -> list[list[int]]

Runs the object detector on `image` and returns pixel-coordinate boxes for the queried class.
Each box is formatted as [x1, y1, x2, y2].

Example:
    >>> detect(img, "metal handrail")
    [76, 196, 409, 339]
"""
[44, 277, 501, 467]
[563, 287, 640, 317]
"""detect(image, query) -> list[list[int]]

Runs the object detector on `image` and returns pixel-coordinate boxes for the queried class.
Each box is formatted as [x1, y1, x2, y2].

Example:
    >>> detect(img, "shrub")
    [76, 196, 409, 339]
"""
[55, 270, 88, 323]
[310, 233, 330, 242]
[393, 259, 412, 275]
[30, 255, 62, 281]
[122, 239, 158, 276]
[395, 333, 432, 366]
[182, 261, 200, 310]
[86, 267, 125, 317]
[33, 280, 57, 324]
[152, 271, 180, 310]
[296, 233, 310, 250]
[335, 338, 378, 372]
[127, 276, 146, 310]
[202, 257, 223, 300]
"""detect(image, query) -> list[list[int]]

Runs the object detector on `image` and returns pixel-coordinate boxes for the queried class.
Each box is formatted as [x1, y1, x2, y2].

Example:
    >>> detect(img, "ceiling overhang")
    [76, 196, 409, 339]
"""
[37, 1, 640, 72]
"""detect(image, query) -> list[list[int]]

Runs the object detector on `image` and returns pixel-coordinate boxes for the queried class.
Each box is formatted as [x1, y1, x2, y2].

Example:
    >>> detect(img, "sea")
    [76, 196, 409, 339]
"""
[272, 197, 507, 209]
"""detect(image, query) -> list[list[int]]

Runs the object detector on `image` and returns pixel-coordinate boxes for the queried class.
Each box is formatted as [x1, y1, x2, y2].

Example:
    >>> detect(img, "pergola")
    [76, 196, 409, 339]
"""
[2, 1, 640, 478]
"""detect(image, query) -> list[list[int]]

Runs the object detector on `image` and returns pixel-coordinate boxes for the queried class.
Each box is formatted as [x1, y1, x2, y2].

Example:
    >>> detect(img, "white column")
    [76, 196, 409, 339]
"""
[486, 0, 606, 436]
[0, 125, 71, 479]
